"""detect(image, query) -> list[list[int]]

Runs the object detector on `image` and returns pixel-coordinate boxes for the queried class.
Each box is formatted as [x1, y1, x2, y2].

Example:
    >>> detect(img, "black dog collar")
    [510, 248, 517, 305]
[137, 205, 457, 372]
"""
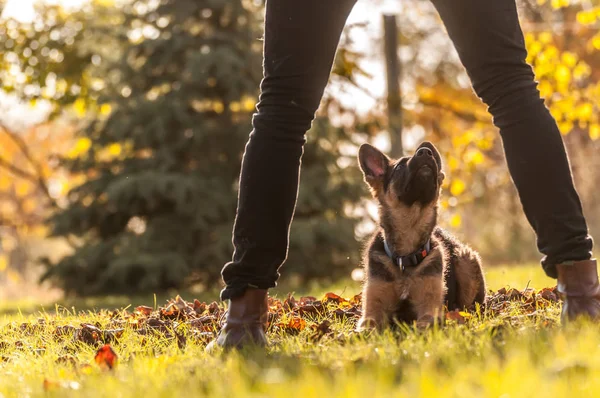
[383, 238, 432, 271]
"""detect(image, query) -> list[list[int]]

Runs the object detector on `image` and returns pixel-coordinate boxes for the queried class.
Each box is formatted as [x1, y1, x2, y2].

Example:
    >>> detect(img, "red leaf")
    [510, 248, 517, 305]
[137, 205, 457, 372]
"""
[323, 292, 347, 305]
[135, 306, 153, 316]
[445, 310, 466, 324]
[94, 344, 118, 370]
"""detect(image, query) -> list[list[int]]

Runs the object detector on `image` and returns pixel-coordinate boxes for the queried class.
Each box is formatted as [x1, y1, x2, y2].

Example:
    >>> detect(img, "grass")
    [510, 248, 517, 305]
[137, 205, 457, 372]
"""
[1, 262, 598, 398]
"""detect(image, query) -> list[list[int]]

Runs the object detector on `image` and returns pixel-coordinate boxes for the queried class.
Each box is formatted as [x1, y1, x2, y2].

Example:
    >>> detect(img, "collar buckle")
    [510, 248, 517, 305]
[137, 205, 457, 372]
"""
[383, 237, 431, 271]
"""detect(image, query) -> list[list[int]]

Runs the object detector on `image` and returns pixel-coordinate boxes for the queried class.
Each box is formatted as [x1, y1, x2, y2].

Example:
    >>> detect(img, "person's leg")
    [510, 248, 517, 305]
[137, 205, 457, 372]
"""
[429, 0, 598, 321]
[208, 0, 356, 350]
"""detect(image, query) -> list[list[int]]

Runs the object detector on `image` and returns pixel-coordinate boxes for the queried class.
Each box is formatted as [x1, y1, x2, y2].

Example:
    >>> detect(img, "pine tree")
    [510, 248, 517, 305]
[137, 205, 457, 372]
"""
[41, 0, 369, 296]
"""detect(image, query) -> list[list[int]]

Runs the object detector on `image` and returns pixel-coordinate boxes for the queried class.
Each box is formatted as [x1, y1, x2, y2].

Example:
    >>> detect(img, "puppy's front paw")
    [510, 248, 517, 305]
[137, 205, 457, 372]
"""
[355, 317, 379, 332]
[415, 314, 441, 330]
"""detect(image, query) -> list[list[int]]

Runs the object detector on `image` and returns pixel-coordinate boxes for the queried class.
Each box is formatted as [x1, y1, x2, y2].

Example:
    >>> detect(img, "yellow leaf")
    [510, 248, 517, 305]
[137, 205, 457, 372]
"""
[558, 121, 574, 135]
[100, 104, 112, 116]
[0, 256, 7, 272]
[16, 182, 32, 198]
[577, 11, 596, 26]
[528, 41, 543, 58]
[73, 98, 87, 117]
[470, 151, 484, 166]
[213, 102, 224, 114]
[68, 137, 92, 158]
[590, 124, 600, 140]
[544, 45, 559, 60]
[56, 79, 68, 94]
[31, 225, 49, 237]
[242, 97, 256, 112]
[476, 138, 494, 151]
[108, 143, 122, 156]
[539, 32, 553, 44]
[574, 63, 591, 80]
[551, 0, 569, 9]
[447, 156, 459, 171]
[0, 176, 11, 191]
[450, 179, 466, 196]
[450, 214, 462, 228]
[524, 32, 535, 44]
[561, 52, 578, 68]
[592, 35, 600, 50]
[576, 103, 593, 122]
[538, 80, 553, 98]
[554, 65, 571, 85]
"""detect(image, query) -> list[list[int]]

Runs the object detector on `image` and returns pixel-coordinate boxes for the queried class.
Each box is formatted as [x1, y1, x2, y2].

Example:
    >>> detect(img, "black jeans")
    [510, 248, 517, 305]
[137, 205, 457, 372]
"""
[220, 0, 594, 300]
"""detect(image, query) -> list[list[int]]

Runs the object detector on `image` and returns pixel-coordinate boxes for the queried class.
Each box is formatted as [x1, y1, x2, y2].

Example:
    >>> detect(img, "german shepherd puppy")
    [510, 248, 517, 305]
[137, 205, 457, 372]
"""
[356, 141, 486, 331]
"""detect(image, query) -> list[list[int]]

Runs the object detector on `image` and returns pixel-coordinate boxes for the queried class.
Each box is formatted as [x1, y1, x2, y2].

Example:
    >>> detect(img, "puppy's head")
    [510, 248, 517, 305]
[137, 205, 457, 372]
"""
[358, 141, 445, 207]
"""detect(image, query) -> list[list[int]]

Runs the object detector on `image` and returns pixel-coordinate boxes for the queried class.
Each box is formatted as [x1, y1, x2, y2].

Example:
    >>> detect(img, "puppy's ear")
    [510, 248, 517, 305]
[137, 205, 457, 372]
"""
[358, 144, 390, 193]
[438, 171, 446, 186]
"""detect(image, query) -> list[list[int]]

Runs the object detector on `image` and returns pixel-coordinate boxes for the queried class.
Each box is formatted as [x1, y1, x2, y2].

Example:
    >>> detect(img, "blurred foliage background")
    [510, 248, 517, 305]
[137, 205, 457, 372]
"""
[0, 0, 598, 299]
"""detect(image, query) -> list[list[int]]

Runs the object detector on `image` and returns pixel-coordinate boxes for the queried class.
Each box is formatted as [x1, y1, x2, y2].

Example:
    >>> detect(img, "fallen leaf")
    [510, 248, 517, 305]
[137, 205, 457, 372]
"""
[94, 344, 118, 370]
[189, 316, 217, 331]
[193, 299, 206, 314]
[333, 308, 361, 320]
[56, 355, 78, 366]
[299, 296, 317, 306]
[283, 294, 297, 312]
[275, 317, 306, 334]
[323, 292, 347, 305]
[297, 302, 324, 317]
[135, 306, 153, 316]
[77, 323, 101, 345]
[445, 310, 466, 324]
[310, 320, 332, 342]
[539, 287, 559, 302]
[54, 325, 77, 339]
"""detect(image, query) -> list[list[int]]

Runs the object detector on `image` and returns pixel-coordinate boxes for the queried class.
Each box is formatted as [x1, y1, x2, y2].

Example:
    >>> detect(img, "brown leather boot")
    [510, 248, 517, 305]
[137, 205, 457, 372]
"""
[556, 259, 600, 323]
[205, 288, 269, 352]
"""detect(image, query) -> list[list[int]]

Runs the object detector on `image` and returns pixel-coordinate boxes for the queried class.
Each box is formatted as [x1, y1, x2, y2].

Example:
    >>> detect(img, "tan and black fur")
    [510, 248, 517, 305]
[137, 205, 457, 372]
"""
[356, 141, 486, 331]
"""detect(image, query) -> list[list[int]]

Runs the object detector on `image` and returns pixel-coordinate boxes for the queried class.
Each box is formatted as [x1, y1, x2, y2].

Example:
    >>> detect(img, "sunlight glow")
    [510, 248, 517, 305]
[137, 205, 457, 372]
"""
[2, 0, 89, 22]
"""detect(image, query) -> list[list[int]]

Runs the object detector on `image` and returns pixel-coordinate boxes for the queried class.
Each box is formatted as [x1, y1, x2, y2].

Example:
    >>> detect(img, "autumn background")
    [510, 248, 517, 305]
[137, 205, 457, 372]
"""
[0, 0, 599, 303]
